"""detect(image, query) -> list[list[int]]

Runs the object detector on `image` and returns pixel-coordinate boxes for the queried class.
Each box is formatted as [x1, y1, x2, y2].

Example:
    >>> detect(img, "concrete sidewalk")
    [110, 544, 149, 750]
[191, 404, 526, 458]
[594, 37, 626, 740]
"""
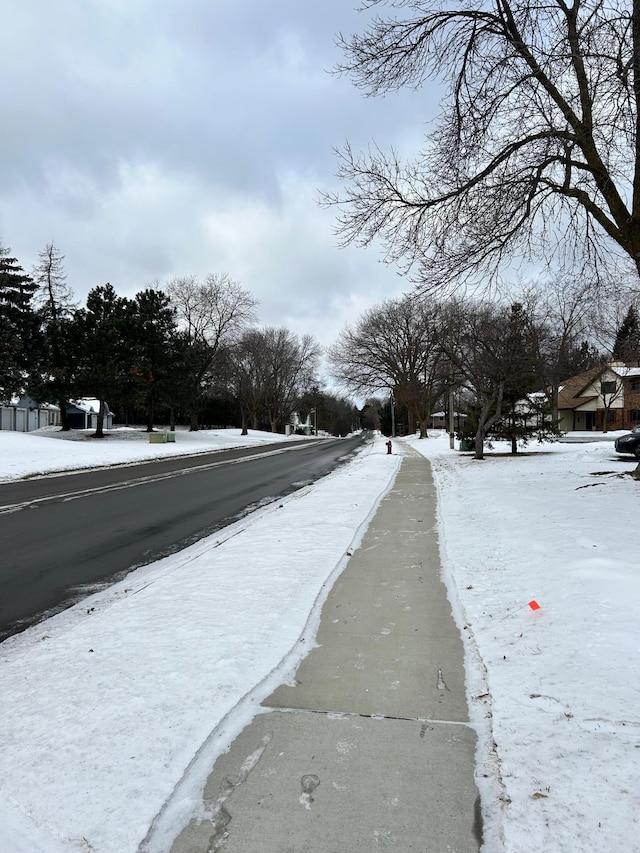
[170, 448, 482, 852]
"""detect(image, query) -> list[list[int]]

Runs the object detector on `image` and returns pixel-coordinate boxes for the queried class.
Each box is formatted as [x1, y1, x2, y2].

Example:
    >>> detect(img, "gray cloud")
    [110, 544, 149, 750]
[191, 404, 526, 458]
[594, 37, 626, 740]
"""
[1, 1, 437, 357]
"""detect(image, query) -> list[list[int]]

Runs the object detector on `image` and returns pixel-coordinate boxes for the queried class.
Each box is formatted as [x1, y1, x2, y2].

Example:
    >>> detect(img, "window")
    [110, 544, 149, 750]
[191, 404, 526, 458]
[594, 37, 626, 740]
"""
[631, 410, 640, 422]
[606, 410, 615, 423]
[631, 379, 640, 391]
[601, 381, 617, 395]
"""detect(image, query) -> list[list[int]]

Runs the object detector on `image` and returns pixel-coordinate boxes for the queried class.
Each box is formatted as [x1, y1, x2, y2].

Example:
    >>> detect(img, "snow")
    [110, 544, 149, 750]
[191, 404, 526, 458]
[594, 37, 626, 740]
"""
[0, 426, 299, 482]
[1, 427, 639, 852]
[408, 433, 640, 853]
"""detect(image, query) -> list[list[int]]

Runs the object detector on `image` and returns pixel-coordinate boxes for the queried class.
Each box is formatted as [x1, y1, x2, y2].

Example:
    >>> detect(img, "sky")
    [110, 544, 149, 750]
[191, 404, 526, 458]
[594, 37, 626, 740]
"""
[1, 426, 639, 851]
[0, 1, 434, 352]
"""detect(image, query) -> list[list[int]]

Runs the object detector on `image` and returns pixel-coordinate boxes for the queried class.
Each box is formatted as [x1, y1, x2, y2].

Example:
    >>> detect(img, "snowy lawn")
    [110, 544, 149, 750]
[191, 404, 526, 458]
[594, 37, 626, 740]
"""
[0, 427, 638, 852]
[0, 426, 299, 482]
[408, 432, 640, 853]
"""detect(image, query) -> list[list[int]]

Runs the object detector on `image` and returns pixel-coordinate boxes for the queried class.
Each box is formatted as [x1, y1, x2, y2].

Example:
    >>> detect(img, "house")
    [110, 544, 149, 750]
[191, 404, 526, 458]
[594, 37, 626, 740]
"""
[65, 399, 114, 430]
[429, 410, 470, 431]
[0, 396, 60, 432]
[557, 363, 640, 432]
[0, 397, 115, 432]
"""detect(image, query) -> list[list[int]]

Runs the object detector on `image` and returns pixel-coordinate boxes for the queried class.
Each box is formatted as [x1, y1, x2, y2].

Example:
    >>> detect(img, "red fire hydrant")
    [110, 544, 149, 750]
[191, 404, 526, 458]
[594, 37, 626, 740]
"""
[386, 440, 392, 455]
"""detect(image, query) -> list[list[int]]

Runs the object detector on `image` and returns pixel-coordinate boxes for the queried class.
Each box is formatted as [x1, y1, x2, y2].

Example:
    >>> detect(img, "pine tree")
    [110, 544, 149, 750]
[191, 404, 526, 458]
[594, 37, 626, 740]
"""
[131, 288, 178, 431]
[613, 306, 640, 364]
[72, 283, 137, 437]
[0, 245, 39, 400]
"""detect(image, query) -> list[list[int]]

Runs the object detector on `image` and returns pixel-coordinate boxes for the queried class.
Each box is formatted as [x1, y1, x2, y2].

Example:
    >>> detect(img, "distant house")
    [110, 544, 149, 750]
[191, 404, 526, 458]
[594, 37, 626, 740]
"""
[0, 397, 115, 433]
[65, 399, 113, 430]
[0, 396, 59, 432]
[557, 363, 640, 432]
[429, 410, 470, 431]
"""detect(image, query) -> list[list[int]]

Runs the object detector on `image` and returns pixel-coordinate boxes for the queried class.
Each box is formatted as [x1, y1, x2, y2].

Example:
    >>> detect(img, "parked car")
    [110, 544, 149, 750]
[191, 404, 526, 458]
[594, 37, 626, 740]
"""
[614, 426, 640, 459]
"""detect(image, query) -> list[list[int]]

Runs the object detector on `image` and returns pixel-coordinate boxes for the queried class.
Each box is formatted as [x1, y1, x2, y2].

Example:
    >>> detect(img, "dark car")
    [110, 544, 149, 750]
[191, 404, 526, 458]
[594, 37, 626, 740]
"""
[614, 425, 640, 459]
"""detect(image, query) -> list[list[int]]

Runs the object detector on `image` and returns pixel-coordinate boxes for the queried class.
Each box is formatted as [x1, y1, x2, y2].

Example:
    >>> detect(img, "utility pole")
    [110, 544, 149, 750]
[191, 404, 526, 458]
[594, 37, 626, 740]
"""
[390, 392, 396, 438]
[449, 390, 455, 449]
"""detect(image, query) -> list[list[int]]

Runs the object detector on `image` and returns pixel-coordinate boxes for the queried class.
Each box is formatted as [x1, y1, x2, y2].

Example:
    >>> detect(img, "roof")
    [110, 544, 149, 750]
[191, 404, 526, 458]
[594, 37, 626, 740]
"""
[68, 398, 112, 414]
[557, 368, 603, 411]
[557, 361, 640, 410]
[612, 365, 640, 377]
[6, 395, 60, 411]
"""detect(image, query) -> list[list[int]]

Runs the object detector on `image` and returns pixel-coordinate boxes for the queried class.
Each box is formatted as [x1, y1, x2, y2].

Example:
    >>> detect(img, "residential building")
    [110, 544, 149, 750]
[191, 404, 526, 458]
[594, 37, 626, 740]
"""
[557, 363, 640, 432]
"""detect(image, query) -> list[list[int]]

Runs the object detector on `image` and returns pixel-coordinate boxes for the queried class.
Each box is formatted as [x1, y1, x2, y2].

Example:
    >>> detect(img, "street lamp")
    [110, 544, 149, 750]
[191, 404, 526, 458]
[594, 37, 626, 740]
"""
[310, 407, 317, 436]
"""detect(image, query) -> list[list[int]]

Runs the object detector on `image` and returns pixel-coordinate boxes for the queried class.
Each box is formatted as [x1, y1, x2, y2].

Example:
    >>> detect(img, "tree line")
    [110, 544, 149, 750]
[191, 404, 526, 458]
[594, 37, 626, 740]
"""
[0, 242, 357, 437]
[3, 238, 639, 454]
[329, 280, 640, 460]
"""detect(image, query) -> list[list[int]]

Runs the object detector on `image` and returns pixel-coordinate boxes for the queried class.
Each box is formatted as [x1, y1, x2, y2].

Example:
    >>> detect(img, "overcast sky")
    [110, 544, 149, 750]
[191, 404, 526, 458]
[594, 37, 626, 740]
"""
[0, 1, 438, 359]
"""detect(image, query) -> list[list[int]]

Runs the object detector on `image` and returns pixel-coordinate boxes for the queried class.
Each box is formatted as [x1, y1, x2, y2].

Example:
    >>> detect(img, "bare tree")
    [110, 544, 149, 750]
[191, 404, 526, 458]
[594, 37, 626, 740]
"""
[223, 331, 270, 434]
[31, 242, 78, 430]
[32, 242, 76, 322]
[524, 275, 602, 424]
[258, 328, 321, 433]
[166, 274, 258, 430]
[441, 299, 545, 458]
[328, 0, 640, 288]
[329, 295, 448, 436]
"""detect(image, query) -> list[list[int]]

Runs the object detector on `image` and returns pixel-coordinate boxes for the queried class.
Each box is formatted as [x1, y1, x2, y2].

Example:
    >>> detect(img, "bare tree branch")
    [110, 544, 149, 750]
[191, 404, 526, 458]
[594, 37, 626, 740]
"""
[326, 0, 640, 288]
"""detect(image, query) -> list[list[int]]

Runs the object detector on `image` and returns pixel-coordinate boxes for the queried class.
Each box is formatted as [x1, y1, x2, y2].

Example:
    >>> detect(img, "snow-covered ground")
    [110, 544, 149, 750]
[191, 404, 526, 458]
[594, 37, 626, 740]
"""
[0, 425, 299, 483]
[0, 427, 638, 852]
[410, 433, 640, 853]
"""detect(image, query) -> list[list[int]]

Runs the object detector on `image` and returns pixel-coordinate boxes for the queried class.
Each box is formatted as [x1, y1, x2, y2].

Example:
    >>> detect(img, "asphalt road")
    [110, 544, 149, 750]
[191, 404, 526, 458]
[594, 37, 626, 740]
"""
[0, 434, 369, 641]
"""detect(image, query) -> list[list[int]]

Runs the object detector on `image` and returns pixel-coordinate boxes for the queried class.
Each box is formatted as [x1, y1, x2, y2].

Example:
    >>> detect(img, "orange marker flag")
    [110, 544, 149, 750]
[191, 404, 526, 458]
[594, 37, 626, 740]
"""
[528, 600, 541, 610]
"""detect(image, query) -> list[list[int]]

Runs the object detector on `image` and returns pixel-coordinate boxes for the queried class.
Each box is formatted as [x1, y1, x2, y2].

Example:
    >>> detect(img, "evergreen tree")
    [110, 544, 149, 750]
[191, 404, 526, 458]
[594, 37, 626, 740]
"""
[0, 245, 39, 400]
[481, 303, 556, 453]
[72, 283, 137, 437]
[130, 288, 178, 431]
[613, 306, 640, 363]
[565, 340, 607, 375]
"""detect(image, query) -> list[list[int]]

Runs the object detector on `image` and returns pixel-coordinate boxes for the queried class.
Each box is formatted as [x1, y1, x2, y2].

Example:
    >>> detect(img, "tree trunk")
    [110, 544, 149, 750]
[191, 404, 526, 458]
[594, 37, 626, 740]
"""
[190, 411, 199, 432]
[550, 383, 559, 429]
[240, 406, 248, 436]
[145, 401, 155, 432]
[511, 435, 518, 454]
[169, 408, 176, 431]
[474, 383, 504, 460]
[633, 460, 640, 480]
[93, 399, 106, 438]
[58, 397, 70, 431]
[270, 420, 277, 433]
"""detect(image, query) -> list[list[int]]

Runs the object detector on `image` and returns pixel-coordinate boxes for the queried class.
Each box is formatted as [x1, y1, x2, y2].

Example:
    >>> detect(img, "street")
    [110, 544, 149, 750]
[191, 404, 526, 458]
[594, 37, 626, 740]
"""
[0, 434, 368, 640]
